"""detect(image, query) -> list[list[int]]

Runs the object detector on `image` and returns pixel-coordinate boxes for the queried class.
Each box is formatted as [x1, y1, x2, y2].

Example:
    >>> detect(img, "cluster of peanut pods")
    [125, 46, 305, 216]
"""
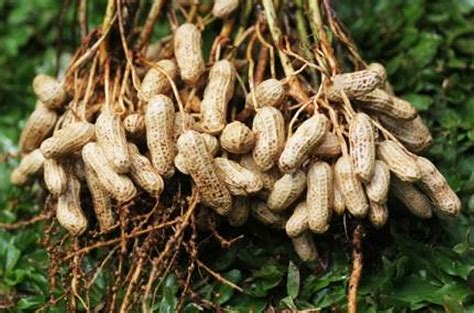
[11, 2, 461, 262]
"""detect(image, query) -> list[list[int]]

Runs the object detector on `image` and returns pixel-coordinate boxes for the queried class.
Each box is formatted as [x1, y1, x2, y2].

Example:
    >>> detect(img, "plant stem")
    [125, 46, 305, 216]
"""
[295, 0, 319, 85]
[99, 0, 116, 62]
[136, 0, 166, 51]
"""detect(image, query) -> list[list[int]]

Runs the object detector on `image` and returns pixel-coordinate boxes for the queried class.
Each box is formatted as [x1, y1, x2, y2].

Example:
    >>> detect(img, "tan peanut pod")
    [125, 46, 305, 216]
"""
[174, 23, 205, 85]
[220, 121, 255, 154]
[239, 153, 280, 195]
[128, 143, 164, 196]
[313, 131, 342, 158]
[367, 63, 387, 83]
[286, 202, 309, 238]
[44, 158, 67, 197]
[292, 232, 318, 262]
[267, 170, 306, 212]
[95, 108, 130, 174]
[123, 113, 145, 139]
[145, 95, 176, 178]
[250, 200, 286, 229]
[390, 176, 432, 218]
[365, 160, 390, 204]
[246, 78, 287, 109]
[40, 122, 95, 158]
[181, 89, 202, 113]
[215, 157, 263, 196]
[368, 201, 388, 229]
[32, 74, 67, 109]
[228, 196, 250, 227]
[174, 112, 196, 141]
[356, 89, 417, 120]
[177, 130, 232, 215]
[252, 106, 286, 171]
[325, 69, 383, 101]
[334, 155, 369, 218]
[56, 174, 88, 236]
[415, 157, 461, 216]
[279, 114, 328, 173]
[212, 0, 239, 18]
[82, 143, 137, 202]
[378, 114, 433, 153]
[306, 161, 332, 234]
[200, 60, 236, 134]
[138, 59, 177, 101]
[333, 174, 346, 216]
[174, 153, 189, 175]
[200, 133, 220, 156]
[349, 112, 376, 182]
[71, 156, 87, 182]
[391, 177, 433, 218]
[376, 140, 420, 182]
[10, 149, 45, 186]
[84, 164, 115, 231]
[144, 41, 162, 62]
[19, 101, 58, 153]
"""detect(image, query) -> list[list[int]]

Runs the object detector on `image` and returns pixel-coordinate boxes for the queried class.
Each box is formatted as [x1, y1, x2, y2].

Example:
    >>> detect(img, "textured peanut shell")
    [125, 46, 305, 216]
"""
[228, 196, 250, 227]
[267, 170, 306, 212]
[138, 59, 177, 101]
[415, 157, 461, 216]
[334, 155, 368, 218]
[56, 174, 88, 236]
[10, 149, 45, 186]
[212, 0, 239, 18]
[313, 131, 342, 158]
[145, 95, 176, 178]
[220, 121, 255, 154]
[84, 164, 115, 232]
[174, 112, 196, 141]
[19, 101, 58, 153]
[368, 201, 388, 229]
[279, 113, 328, 173]
[332, 173, 346, 216]
[40, 122, 95, 158]
[292, 232, 318, 262]
[376, 140, 420, 182]
[215, 157, 263, 196]
[128, 143, 164, 196]
[44, 158, 67, 197]
[325, 69, 382, 101]
[365, 160, 390, 204]
[250, 200, 286, 229]
[252, 106, 286, 171]
[174, 23, 205, 85]
[124, 113, 145, 139]
[356, 89, 417, 120]
[247, 78, 287, 109]
[378, 114, 433, 153]
[391, 176, 433, 219]
[177, 130, 232, 215]
[95, 108, 130, 174]
[286, 202, 309, 238]
[306, 161, 333, 234]
[239, 153, 281, 197]
[32, 74, 67, 109]
[82, 142, 137, 202]
[349, 112, 376, 182]
[200, 60, 236, 134]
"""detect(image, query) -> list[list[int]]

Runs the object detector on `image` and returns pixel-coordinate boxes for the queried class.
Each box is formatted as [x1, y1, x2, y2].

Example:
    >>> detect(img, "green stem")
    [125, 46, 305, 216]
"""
[295, 0, 319, 85]
[261, 0, 294, 77]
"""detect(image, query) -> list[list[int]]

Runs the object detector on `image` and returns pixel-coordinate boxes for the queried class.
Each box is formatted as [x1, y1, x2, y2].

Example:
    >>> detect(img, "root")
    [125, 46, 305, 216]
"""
[348, 224, 364, 313]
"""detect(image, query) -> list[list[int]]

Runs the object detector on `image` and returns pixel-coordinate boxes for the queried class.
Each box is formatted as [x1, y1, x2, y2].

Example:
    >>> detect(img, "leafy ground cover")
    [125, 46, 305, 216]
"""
[0, 0, 473, 311]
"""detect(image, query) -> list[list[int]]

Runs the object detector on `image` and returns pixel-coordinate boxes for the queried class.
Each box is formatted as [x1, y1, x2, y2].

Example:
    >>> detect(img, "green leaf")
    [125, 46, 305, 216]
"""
[403, 94, 433, 111]
[286, 261, 300, 299]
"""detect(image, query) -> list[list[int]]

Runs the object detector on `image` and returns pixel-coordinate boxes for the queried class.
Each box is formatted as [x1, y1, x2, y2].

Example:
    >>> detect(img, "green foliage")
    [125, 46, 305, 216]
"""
[0, 0, 473, 311]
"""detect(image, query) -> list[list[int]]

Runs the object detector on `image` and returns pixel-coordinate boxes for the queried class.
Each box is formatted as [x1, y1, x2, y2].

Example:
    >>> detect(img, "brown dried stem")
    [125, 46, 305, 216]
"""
[348, 224, 364, 313]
